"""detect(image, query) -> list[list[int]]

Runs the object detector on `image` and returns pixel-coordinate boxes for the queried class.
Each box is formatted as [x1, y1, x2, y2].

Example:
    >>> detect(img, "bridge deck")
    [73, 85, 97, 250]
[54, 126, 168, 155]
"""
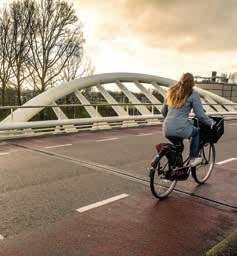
[0, 121, 236, 255]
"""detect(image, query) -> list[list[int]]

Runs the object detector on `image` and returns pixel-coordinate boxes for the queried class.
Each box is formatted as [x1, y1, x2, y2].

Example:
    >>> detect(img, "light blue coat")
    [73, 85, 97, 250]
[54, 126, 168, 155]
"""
[161, 90, 212, 138]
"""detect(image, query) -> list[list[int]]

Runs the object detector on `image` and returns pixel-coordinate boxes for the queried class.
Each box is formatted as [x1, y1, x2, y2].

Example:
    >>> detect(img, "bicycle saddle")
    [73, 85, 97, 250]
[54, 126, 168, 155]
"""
[166, 136, 184, 153]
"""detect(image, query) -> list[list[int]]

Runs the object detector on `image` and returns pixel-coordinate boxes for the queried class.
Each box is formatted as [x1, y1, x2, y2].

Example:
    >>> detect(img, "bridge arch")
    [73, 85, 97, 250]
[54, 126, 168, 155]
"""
[2, 72, 236, 125]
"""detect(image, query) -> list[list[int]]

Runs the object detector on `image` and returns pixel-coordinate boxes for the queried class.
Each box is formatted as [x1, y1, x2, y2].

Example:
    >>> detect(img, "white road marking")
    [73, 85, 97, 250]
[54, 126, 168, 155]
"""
[136, 133, 153, 136]
[0, 152, 9, 156]
[96, 137, 118, 142]
[228, 123, 237, 126]
[44, 144, 72, 149]
[0, 234, 4, 240]
[216, 158, 237, 165]
[76, 194, 129, 213]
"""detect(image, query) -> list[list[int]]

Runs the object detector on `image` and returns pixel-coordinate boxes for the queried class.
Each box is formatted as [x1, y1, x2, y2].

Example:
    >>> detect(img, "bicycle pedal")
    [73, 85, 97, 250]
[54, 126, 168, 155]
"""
[188, 162, 202, 168]
[172, 166, 184, 172]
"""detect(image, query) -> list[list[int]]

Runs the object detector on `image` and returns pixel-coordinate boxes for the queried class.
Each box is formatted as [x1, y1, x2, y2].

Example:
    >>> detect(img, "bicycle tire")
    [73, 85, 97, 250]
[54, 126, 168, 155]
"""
[191, 143, 215, 184]
[150, 153, 177, 199]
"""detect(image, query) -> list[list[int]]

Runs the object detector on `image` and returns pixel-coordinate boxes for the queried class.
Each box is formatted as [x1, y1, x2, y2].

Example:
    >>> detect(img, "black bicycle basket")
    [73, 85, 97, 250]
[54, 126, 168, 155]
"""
[195, 116, 224, 144]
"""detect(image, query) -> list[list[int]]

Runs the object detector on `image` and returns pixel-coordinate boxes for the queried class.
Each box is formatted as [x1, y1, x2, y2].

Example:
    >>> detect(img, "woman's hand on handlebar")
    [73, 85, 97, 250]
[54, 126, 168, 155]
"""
[210, 120, 216, 129]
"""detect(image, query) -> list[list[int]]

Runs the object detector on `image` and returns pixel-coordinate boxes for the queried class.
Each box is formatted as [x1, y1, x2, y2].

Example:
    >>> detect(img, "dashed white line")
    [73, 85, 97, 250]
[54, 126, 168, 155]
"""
[96, 137, 118, 142]
[76, 193, 129, 213]
[44, 144, 72, 149]
[0, 234, 4, 240]
[216, 158, 237, 165]
[136, 133, 153, 136]
[0, 152, 9, 156]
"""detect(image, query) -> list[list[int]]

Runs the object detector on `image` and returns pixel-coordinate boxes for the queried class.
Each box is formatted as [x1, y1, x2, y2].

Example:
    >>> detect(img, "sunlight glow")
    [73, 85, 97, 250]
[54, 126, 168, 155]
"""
[1, 0, 236, 79]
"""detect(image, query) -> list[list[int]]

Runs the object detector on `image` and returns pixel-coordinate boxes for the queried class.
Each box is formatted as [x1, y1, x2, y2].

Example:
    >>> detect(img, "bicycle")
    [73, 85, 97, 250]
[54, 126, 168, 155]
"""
[149, 116, 224, 199]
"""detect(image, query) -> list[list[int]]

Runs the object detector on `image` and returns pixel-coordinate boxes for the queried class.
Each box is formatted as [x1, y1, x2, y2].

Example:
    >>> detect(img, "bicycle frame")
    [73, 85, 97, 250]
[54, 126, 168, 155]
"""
[149, 116, 219, 199]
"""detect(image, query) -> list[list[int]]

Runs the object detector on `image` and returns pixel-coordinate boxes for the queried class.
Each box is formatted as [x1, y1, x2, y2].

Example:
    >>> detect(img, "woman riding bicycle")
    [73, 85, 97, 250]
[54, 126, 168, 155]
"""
[161, 73, 215, 167]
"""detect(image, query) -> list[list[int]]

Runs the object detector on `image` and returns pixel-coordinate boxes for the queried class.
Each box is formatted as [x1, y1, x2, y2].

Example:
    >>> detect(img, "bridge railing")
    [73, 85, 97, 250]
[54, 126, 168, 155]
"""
[0, 103, 237, 139]
[1, 103, 237, 120]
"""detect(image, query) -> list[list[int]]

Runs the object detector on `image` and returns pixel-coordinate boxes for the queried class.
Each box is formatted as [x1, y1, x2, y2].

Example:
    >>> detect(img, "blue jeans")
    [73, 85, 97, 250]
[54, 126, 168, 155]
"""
[189, 127, 200, 160]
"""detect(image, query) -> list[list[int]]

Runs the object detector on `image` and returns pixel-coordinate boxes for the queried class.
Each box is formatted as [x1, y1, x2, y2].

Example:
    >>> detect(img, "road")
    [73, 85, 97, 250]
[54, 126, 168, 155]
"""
[0, 121, 236, 255]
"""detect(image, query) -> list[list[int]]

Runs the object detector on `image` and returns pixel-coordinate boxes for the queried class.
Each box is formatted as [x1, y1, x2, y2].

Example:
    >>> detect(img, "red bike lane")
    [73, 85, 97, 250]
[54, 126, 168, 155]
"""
[0, 123, 236, 255]
[0, 191, 236, 256]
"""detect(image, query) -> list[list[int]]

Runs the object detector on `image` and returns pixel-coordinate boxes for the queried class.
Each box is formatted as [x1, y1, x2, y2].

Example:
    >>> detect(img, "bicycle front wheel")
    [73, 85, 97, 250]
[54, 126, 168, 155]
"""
[192, 143, 215, 184]
[150, 153, 177, 199]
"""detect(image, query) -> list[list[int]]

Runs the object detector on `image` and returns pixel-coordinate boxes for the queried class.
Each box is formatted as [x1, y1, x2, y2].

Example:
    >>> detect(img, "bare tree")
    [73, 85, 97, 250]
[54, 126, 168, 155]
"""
[0, 0, 87, 107]
[0, 9, 13, 106]
[8, 0, 35, 105]
[61, 41, 83, 82]
[28, 0, 85, 93]
[78, 56, 95, 78]
[79, 57, 95, 98]
[62, 54, 95, 82]
[61, 49, 95, 103]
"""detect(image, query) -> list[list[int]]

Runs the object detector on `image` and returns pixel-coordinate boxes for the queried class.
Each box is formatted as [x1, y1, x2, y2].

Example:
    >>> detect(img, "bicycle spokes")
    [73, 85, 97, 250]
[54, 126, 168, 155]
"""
[192, 143, 215, 184]
[150, 153, 177, 199]
[201, 144, 211, 164]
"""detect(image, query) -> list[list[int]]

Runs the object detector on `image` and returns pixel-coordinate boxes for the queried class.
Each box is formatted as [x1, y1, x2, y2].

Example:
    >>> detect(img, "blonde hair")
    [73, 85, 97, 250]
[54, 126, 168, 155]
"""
[166, 73, 194, 108]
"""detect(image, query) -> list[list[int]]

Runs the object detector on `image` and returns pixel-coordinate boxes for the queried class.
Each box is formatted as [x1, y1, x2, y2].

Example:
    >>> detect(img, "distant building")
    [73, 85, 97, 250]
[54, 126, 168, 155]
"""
[229, 72, 237, 84]
[195, 71, 237, 102]
[194, 71, 229, 84]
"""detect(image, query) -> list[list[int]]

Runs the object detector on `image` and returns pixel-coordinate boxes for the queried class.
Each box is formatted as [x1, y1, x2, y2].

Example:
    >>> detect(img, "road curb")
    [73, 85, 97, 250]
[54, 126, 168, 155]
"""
[0, 123, 163, 141]
[206, 229, 237, 256]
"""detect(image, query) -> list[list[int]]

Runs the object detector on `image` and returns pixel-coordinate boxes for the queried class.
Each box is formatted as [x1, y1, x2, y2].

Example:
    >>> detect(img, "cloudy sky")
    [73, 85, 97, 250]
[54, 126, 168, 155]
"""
[75, 0, 237, 80]
[0, 0, 236, 80]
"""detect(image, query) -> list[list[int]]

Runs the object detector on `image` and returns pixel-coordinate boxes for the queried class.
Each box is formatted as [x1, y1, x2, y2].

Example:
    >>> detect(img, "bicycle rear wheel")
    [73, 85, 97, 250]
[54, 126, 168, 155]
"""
[150, 153, 177, 199]
[192, 143, 215, 184]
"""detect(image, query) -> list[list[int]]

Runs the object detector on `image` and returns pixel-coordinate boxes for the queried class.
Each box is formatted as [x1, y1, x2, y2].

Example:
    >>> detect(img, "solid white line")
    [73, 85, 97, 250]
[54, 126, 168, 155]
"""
[216, 158, 237, 165]
[96, 137, 118, 142]
[44, 144, 72, 149]
[227, 123, 237, 126]
[0, 152, 9, 156]
[76, 193, 129, 213]
[136, 133, 153, 136]
[0, 234, 4, 240]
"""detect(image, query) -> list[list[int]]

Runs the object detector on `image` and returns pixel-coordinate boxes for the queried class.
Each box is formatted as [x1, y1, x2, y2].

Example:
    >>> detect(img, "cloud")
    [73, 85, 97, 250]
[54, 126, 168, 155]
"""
[77, 0, 237, 53]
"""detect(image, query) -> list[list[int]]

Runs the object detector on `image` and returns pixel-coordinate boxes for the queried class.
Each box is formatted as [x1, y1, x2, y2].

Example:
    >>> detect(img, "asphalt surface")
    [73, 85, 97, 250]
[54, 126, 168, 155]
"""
[0, 121, 236, 255]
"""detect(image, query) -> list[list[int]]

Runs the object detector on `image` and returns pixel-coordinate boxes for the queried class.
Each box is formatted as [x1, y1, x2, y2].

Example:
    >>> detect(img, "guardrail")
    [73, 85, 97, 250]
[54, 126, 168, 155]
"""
[2, 103, 237, 109]
[1, 103, 237, 120]
[0, 103, 237, 139]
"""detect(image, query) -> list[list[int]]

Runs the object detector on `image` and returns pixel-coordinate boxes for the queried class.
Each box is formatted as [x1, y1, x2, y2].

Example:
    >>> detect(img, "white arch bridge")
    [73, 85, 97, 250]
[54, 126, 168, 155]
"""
[0, 73, 237, 138]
